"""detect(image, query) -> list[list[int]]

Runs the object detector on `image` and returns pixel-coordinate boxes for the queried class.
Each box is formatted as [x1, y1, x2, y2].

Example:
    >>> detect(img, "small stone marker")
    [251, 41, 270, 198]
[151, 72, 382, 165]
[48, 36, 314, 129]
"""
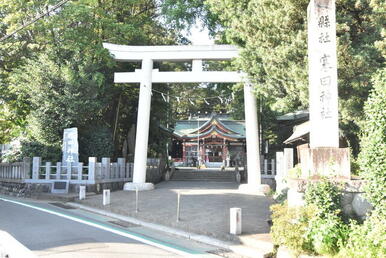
[176, 192, 181, 222]
[135, 187, 139, 213]
[103, 189, 110, 205]
[230, 207, 242, 235]
[79, 185, 86, 200]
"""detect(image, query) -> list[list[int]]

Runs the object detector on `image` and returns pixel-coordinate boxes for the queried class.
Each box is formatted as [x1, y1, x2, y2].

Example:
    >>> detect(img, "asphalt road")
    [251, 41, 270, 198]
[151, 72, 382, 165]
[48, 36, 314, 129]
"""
[0, 197, 218, 258]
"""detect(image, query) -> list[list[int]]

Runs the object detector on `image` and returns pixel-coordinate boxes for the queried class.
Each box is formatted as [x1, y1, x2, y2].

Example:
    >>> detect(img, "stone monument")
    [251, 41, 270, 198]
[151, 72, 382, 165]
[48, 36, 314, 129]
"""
[308, 0, 339, 148]
[301, 0, 350, 178]
[62, 127, 79, 164]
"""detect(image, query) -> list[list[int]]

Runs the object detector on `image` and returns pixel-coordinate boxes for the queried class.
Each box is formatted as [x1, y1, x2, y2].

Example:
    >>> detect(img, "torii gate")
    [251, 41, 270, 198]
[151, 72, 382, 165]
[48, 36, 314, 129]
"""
[103, 43, 266, 192]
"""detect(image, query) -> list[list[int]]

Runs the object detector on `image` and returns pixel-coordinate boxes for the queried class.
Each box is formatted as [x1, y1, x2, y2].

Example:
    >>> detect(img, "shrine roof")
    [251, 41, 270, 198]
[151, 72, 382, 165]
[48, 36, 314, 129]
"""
[172, 115, 245, 140]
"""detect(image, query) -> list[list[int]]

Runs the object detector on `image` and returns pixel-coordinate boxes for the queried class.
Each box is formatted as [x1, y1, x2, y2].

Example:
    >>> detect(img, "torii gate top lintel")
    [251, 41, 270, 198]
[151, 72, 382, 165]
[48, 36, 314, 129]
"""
[102, 43, 239, 62]
[103, 43, 244, 83]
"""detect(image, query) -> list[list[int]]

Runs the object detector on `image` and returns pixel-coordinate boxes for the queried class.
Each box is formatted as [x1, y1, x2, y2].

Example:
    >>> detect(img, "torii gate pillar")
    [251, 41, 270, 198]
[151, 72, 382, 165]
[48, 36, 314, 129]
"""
[125, 58, 155, 190]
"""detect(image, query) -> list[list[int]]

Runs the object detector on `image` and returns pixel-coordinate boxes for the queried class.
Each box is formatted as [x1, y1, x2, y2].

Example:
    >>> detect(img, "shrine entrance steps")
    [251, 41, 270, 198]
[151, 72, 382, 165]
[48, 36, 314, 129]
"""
[170, 168, 236, 182]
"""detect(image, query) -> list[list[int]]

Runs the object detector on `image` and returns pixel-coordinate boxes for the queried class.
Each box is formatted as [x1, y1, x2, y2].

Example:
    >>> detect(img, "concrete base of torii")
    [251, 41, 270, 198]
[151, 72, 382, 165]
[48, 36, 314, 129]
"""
[238, 184, 271, 195]
[123, 182, 155, 191]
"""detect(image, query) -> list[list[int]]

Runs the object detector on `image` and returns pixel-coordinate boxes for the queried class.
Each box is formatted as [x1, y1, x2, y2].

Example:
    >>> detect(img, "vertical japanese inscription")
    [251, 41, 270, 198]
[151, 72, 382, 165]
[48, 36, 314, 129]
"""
[62, 127, 79, 164]
[315, 3, 334, 120]
[308, 0, 339, 148]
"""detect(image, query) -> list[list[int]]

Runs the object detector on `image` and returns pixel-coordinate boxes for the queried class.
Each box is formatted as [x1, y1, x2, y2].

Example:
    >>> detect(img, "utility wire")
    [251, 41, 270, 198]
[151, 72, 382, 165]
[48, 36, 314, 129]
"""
[0, 0, 72, 42]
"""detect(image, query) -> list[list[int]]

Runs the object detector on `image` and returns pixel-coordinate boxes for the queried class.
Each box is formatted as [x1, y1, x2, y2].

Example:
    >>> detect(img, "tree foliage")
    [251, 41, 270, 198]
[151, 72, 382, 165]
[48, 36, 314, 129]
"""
[206, 0, 384, 153]
[358, 68, 386, 209]
[0, 0, 176, 161]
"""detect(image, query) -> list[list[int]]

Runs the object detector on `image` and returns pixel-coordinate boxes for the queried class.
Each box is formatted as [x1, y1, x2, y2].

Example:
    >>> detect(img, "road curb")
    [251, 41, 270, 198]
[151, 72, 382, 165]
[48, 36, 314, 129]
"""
[67, 202, 274, 258]
[67, 202, 233, 250]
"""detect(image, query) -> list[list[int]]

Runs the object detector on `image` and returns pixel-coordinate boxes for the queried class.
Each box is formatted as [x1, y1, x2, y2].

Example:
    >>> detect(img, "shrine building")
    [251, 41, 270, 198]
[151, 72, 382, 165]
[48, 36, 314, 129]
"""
[170, 115, 246, 168]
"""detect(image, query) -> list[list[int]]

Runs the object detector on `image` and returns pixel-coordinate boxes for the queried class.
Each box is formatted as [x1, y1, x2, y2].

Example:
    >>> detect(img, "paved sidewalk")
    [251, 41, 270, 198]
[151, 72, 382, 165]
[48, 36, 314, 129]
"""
[74, 181, 273, 243]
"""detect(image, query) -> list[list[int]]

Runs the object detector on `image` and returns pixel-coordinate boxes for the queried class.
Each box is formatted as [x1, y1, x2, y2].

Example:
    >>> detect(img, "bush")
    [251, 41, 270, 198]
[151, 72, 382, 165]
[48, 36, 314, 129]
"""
[270, 202, 317, 256]
[304, 179, 343, 217]
[337, 209, 386, 258]
[20, 139, 61, 162]
[305, 213, 350, 256]
[358, 68, 386, 209]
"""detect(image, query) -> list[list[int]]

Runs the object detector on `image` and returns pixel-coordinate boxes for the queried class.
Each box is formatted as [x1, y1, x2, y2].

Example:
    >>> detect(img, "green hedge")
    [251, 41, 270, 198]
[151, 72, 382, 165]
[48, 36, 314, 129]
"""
[358, 68, 386, 210]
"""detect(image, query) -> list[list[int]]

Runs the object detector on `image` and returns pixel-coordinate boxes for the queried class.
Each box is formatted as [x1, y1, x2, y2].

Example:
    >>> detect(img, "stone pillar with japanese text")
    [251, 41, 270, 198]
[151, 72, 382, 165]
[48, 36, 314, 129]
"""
[308, 0, 339, 148]
[303, 0, 351, 179]
[62, 127, 79, 164]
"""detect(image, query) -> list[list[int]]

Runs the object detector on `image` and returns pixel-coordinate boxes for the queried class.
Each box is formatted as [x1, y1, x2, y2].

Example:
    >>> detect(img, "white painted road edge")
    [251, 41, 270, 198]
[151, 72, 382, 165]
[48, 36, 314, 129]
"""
[0, 230, 37, 258]
[0, 197, 216, 257]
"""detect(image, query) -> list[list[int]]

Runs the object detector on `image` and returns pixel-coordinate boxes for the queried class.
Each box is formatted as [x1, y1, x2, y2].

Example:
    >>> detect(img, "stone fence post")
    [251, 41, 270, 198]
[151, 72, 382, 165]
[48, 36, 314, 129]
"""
[56, 162, 62, 179]
[283, 148, 294, 178]
[45, 162, 51, 180]
[275, 152, 285, 193]
[22, 157, 31, 179]
[102, 157, 110, 179]
[88, 157, 96, 182]
[117, 158, 126, 178]
[77, 162, 83, 180]
[32, 157, 41, 180]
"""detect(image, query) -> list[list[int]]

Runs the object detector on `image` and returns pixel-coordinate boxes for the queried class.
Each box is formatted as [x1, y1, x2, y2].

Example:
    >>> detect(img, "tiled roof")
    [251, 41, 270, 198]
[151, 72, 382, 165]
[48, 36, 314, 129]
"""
[173, 115, 245, 139]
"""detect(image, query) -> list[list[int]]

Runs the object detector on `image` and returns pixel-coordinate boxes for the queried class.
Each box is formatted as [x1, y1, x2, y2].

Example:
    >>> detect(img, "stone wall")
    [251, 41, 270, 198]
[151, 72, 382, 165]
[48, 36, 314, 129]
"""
[0, 181, 129, 197]
[0, 181, 50, 197]
[287, 178, 372, 220]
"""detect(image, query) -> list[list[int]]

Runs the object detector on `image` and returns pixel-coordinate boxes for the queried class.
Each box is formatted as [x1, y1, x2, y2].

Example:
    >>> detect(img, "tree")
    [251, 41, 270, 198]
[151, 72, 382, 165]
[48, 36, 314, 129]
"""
[1, 0, 177, 160]
[206, 0, 384, 154]
[358, 68, 386, 210]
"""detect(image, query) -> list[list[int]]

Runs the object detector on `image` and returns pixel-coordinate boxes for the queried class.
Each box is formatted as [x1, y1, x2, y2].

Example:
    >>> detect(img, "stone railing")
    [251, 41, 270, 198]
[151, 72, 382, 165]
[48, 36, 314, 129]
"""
[0, 156, 165, 186]
[0, 158, 31, 182]
[27, 157, 134, 185]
